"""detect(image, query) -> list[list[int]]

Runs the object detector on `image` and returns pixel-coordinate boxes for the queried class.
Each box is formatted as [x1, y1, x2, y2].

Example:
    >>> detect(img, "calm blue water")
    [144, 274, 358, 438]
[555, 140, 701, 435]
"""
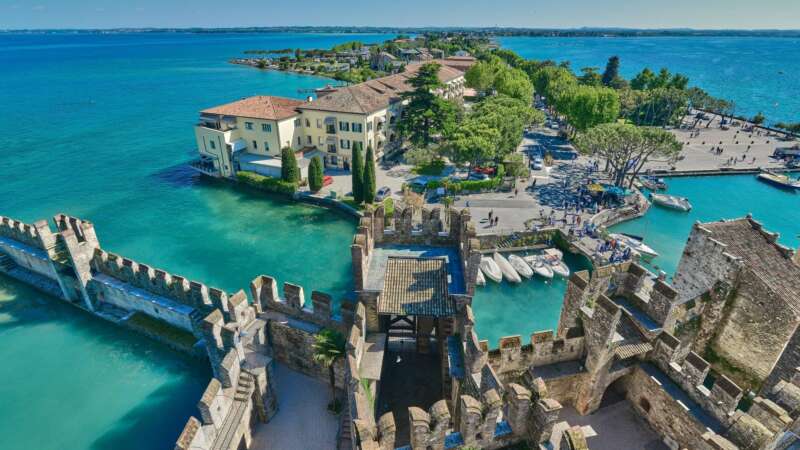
[612, 175, 800, 276]
[499, 36, 800, 125]
[0, 32, 393, 450]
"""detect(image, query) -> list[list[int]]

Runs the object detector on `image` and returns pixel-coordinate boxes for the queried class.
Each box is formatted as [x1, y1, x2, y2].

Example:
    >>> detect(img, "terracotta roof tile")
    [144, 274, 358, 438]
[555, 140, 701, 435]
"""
[379, 257, 454, 317]
[201, 96, 303, 121]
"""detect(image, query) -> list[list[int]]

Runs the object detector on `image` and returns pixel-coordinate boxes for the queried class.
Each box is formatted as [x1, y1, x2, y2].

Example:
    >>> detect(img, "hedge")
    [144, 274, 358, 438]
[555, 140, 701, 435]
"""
[237, 171, 297, 195]
[424, 176, 502, 193]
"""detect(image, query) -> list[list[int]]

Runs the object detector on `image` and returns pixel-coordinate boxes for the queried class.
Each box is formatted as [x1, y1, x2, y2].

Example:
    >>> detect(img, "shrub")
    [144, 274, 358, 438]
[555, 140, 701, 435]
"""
[237, 171, 297, 196]
[280, 147, 300, 183]
[351, 146, 364, 203]
[383, 197, 395, 218]
[308, 156, 324, 192]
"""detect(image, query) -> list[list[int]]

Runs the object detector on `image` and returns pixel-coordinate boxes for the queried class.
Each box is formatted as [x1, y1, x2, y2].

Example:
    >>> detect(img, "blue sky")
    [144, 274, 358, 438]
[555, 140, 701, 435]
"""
[2, 0, 799, 30]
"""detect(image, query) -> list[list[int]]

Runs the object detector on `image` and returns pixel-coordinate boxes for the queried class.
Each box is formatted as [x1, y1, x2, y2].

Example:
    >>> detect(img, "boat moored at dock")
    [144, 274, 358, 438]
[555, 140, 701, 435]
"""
[757, 171, 800, 190]
[494, 252, 522, 283]
[650, 193, 692, 212]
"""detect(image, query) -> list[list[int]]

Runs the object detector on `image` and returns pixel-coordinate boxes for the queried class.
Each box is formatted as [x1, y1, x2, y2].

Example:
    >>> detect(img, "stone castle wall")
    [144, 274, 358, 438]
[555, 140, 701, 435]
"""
[672, 223, 741, 302]
[483, 329, 586, 381]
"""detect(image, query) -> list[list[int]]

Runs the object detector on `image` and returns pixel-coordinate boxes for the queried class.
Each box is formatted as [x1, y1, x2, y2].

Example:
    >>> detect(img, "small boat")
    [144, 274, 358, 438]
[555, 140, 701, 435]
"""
[480, 257, 502, 283]
[542, 249, 570, 277]
[609, 233, 660, 258]
[757, 171, 800, 190]
[508, 254, 534, 279]
[650, 193, 692, 212]
[639, 176, 667, 191]
[523, 255, 554, 279]
[493, 252, 522, 283]
[476, 270, 486, 286]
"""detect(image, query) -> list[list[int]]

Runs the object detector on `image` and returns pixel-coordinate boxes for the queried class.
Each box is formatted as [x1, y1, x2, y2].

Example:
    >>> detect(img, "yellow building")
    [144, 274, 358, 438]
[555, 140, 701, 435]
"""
[192, 60, 471, 178]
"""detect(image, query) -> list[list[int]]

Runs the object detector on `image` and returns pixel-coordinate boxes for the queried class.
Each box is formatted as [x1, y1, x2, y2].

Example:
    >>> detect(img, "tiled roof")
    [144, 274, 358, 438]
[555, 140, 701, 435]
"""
[201, 96, 304, 121]
[379, 257, 454, 317]
[703, 217, 800, 311]
[298, 61, 465, 115]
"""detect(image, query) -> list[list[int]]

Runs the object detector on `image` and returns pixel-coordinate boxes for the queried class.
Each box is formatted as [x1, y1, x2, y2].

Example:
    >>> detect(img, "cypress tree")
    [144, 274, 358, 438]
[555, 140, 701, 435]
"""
[281, 147, 299, 183]
[363, 146, 376, 204]
[308, 156, 324, 192]
[351, 145, 364, 203]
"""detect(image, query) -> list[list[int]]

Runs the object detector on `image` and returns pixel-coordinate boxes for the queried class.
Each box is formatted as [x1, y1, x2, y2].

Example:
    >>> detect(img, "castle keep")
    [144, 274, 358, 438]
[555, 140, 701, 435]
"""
[2, 209, 800, 450]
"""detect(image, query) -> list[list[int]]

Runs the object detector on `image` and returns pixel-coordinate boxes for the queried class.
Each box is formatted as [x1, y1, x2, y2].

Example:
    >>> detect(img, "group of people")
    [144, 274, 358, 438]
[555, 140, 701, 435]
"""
[486, 210, 500, 227]
[596, 238, 634, 263]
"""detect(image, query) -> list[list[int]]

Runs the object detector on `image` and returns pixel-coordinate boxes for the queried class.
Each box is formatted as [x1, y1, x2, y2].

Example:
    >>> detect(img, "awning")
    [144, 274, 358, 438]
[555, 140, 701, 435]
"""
[231, 139, 247, 152]
[324, 117, 336, 124]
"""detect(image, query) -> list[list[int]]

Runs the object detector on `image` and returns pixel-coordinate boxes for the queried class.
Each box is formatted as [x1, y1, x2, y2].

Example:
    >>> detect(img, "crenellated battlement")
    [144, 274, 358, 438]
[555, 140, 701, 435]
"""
[651, 331, 744, 426]
[484, 328, 586, 377]
[249, 274, 350, 332]
[91, 248, 217, 312]
[0, 215, 51, 250]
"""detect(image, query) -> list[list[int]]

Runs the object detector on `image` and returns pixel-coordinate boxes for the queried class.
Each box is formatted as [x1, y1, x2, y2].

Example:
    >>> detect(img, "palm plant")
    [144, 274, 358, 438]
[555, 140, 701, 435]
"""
[313, 328, 346, 408]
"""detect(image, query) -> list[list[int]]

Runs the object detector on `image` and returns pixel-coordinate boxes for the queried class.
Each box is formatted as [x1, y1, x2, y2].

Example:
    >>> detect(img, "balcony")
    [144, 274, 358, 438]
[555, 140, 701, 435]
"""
[197, 121, 237, 132]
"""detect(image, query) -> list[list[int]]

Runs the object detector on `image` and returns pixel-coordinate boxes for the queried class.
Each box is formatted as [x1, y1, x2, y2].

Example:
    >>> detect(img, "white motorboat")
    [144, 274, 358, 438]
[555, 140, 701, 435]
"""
[493, 252, 522, 283]
[480, 257, 502, 283]
[523, 255, 554, 279]
[508, 254, 534, 279]
[476, 270, 486, 286]
[650, 193, 692, 212]
[542, 249, 570, 277]
[609, 233, 660, 258]
[757, 171, 800, 190]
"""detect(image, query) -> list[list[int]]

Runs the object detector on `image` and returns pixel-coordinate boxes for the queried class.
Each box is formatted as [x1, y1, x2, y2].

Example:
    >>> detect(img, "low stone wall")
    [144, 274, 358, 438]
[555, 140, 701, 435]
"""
[483, 329, 586, 381]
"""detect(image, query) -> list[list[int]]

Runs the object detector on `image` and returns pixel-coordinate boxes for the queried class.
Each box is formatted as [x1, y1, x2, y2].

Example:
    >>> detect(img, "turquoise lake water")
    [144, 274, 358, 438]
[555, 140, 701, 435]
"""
[499, 36, 800, 125]
[1, 32, 799, 448]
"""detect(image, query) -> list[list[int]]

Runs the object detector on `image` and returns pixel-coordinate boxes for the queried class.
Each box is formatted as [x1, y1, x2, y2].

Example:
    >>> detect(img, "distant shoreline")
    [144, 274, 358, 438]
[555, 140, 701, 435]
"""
[3, 27, 800, 38]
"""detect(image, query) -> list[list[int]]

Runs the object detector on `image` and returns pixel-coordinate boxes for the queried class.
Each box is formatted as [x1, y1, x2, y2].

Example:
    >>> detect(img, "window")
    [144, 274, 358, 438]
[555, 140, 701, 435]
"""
[326, 124, 336, 134]
[261, 123, 272, 132]
[367, 122, 373, 131]
[245, 122, 254, 130]
[264, 142, 270, 151]
[209, 140, 216, 149]
[297, 136, 302, 146]
[639, 398, 651, 413]
[305, 119, 310, 127]
[340, 139, 350, 149]
[331, 155, 338, 165]
[318, 136, 323, 145]
[328, 144, 337, 153]
[352, 123, 363, 133]
[307, 136, 312, 144]
[294, 118, 301, 126]
[252, 140, 257, 149]
[339, 121, 350, 132]
[316, 119, 322, 128]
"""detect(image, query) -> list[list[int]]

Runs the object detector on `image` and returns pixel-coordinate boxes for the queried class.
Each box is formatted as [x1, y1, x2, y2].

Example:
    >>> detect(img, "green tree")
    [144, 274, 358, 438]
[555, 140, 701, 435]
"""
[351, 145, 364, 203]
[622, 88, 689, 126]
[555, 85, 620, 133]
[494, 67, 534, 104]
[601, 56, 621, 86]
[308, 156, 324, 192]
[751, 112, 766, 125]
[465, 59, 500, 93]
[575, 123, 682, 187]
[397, 62, 458, 147]
[363, 146, 377, 204]
[444, 118, 502, 167]
[579, 67, 603, 86]
[280, 147, 299, 183]
[312, 328, 346, 407]
[529, 66, 577, 105]
[631, 68, 656, 90]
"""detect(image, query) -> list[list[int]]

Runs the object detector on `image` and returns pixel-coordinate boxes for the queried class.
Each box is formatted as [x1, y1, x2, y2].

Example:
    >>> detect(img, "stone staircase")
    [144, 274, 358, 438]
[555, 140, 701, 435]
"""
[337, 401, 353, 450]
[211, 372, 254, 450]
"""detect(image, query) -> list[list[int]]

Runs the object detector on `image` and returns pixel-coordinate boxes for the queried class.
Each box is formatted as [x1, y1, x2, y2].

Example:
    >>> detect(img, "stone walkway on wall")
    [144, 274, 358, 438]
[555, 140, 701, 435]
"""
[251, 363, 338, 450]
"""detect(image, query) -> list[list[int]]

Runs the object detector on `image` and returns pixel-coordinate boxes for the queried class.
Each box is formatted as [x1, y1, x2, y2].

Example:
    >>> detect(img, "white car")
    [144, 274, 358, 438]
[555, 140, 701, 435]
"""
[375, 186, 392, 201]
[532, 158, 544, 170]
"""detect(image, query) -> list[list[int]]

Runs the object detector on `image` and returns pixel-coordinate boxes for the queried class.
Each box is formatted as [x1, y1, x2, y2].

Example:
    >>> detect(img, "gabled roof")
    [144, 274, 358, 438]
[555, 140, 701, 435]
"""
[201, 96, 303, 121]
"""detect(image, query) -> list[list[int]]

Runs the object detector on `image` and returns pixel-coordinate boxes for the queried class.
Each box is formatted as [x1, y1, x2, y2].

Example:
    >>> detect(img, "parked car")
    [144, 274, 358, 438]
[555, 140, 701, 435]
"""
[468, 172, 490, 181]
[531, 157, 544, 170]
[322, 175, 334, 187]
[473, 166, 496, 175]
[375, 186, 392, 201]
